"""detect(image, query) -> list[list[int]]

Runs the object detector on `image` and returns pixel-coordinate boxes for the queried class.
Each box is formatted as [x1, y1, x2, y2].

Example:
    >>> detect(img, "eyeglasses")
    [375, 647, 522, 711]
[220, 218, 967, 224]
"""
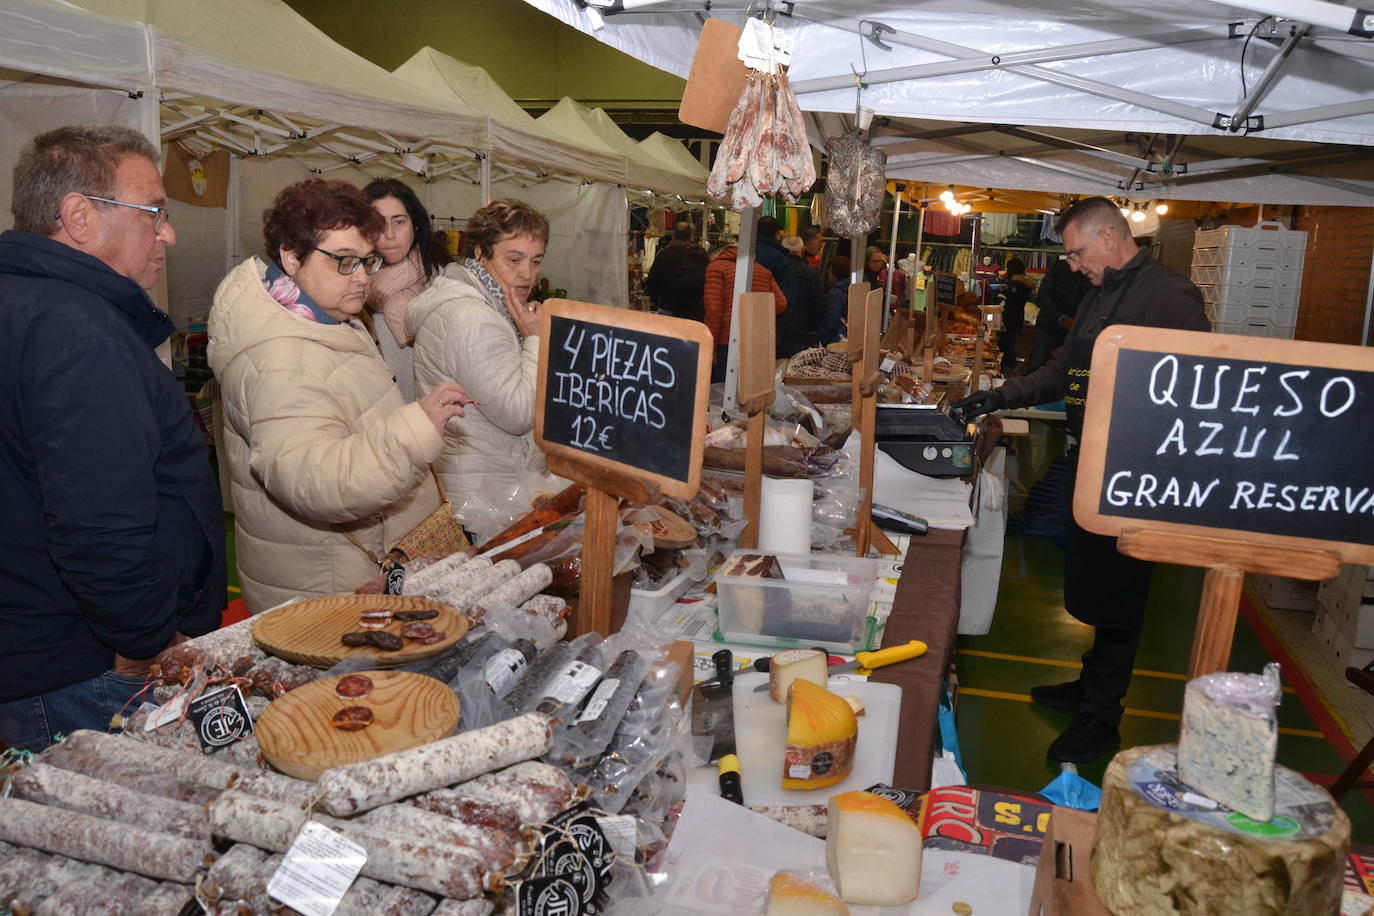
[1064, 228, 1104, 264]
[313, 248, 384, 276]
[83, 195, 171, 232]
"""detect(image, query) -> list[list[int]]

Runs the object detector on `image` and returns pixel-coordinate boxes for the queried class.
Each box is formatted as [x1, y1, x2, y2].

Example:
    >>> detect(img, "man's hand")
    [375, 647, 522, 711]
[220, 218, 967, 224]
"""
[951, 389, 1006, 422]
[114, 631, 188, 677]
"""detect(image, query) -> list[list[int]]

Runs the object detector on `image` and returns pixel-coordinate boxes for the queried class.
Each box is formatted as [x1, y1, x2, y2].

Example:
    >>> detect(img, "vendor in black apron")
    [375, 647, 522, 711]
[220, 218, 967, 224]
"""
[954, 197, 1210, 763]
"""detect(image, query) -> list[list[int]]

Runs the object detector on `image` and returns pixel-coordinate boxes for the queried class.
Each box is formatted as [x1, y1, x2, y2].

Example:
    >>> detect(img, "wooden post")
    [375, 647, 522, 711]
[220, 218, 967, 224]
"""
[849, 284, 884, 557]
[736, 291, 776, 549]
[580, 486, 619, 638]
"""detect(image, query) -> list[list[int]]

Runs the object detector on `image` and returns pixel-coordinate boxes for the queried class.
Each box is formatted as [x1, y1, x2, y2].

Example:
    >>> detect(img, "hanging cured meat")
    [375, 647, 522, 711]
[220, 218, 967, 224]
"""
[825, 130, 888, 238]
[707, 69, 816, 210]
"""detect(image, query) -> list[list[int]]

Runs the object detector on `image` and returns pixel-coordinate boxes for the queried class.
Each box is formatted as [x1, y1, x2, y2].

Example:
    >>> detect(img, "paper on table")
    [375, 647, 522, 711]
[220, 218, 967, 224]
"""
[871, 442, 974, 531]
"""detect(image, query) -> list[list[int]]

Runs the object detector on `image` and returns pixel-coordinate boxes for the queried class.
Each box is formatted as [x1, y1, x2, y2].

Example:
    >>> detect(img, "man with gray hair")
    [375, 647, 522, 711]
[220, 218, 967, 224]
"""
[0, 126, 226, 751]
[955, 196, 1209, 764]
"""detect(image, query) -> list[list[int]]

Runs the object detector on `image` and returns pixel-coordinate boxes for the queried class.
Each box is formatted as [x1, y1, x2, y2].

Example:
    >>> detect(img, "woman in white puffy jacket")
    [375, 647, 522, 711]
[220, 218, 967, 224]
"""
[405, 200, 552, 509]
[209, 179, 471, 611]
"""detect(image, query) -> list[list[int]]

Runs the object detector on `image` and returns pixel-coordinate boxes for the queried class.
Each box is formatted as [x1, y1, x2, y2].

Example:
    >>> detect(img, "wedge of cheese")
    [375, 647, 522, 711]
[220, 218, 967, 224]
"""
[764, 872, 851, 916]
[783, 680, 857, 790]
[825, 791, 921, 906]
[769, 648, 829, 702]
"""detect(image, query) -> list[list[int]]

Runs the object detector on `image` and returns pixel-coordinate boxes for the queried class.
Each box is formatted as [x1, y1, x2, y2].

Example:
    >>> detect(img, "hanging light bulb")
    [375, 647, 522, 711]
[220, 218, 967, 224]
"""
[1130, 209, 1146, 223]
[1155, 202, 1169, 215]
[1119, 207, 1130, 219]
[939, 187, 955, 204]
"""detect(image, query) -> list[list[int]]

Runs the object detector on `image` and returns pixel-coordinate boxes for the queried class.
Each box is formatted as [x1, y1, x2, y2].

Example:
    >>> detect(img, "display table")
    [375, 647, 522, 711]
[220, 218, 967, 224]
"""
[870, 526, 966, 790]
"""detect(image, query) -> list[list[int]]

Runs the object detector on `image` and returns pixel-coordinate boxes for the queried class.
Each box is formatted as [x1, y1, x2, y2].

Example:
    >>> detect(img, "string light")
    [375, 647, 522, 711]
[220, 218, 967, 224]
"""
[1155, 202, 1169, 215]
[939, 186, 955, 204]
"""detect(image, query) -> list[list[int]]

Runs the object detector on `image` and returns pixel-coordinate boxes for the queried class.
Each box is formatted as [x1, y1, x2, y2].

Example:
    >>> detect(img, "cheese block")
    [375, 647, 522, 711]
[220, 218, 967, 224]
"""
[825, 790, 921, 907]
[769, 648, 829, 702]
[1177, 668, 1279, 821]
[764, 872, 851, 916]
[1092, 744, 1349, 915]
[783, 680, 857, 790]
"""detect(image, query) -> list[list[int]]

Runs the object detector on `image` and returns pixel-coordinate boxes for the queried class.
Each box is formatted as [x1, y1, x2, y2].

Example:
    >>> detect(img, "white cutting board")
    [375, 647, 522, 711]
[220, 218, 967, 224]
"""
[731, 670, 902, 808]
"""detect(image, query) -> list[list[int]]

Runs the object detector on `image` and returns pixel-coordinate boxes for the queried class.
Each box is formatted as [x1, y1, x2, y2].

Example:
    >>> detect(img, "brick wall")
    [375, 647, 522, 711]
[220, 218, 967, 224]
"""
[1293, 206, 1374, 346]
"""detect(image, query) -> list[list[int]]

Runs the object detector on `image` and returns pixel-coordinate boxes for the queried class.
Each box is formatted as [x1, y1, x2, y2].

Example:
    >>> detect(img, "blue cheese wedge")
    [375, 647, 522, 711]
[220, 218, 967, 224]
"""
[1177, 664, 1280, 822]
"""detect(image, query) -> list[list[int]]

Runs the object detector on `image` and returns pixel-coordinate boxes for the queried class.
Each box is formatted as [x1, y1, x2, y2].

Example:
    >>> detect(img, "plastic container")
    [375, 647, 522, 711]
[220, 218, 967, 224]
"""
[1212, 315, 1294, 339]
[714, 550, 878, 653]
[1197, 281, 1299, 311]
[627, 567, 694, 618]
[1190, 261, 1302, 290]
[1190, 244, 1303, 271]
[1193, 220, 1307, 252]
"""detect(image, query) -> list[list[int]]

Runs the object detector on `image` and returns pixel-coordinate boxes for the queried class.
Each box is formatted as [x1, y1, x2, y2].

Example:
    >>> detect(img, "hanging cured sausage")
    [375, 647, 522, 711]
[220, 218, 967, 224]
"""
[825, 130, 888, 238]
[707, 68, 816, 210]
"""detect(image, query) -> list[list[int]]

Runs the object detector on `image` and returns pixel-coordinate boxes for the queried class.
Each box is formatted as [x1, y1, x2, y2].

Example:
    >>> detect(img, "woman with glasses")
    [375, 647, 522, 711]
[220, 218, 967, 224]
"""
[405, 199, 559, 531]
[209, 179, 473, 611]
[362, 179, 452, 401]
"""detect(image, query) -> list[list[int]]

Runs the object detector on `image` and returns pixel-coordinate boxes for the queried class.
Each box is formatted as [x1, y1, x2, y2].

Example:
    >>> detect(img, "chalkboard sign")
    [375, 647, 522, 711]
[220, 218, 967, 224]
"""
[535, 300, 713, 499]
[932, 272, 959, 310]
[1075, 326, 1374, 564]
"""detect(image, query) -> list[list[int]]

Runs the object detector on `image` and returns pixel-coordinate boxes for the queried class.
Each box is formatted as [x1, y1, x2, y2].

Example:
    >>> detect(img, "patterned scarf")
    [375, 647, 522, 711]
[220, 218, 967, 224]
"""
[263, 262, 338, 325]
[366, 249, 426, 346]
[464, 257, 518, 332]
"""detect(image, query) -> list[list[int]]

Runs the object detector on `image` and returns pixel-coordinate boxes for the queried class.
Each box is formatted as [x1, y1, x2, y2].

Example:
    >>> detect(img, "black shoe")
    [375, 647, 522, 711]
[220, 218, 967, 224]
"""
[1029, 680, 1084, 712]
[1047, 713, 1121, 763]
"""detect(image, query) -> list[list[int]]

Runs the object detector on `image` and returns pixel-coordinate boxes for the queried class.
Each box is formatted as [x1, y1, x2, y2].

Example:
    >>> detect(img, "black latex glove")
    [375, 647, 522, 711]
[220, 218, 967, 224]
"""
[951, 388, 1006, 422]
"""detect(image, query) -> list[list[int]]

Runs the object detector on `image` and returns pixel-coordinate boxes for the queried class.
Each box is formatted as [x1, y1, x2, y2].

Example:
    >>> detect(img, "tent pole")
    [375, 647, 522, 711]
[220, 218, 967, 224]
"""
[479, 154, 492, 206]
[725, 207, 760, 413]
[885, 191, 902, 330]
[914, 206, 926, 311]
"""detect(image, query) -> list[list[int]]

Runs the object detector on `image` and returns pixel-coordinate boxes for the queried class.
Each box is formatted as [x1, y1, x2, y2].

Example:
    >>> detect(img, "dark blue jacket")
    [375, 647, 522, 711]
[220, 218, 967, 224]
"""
[754, 234, 796, 313]
[0, 230, 226, 702]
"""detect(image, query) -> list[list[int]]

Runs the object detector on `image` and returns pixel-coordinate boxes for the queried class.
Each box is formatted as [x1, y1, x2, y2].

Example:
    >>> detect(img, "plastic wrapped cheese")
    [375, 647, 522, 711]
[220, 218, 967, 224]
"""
[1177, 663, 1280, 821]
[764, 871, 850, 915]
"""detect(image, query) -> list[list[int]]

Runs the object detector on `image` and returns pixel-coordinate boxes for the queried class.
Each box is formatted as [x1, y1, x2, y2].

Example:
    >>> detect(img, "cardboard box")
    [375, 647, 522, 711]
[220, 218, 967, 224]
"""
[1256, 574, 1321, 613]
[1027, 807, 1111, 916]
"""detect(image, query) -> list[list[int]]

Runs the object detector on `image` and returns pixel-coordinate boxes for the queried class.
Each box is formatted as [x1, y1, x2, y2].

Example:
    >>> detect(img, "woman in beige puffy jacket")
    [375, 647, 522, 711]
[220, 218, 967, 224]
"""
[209, 179, 472, 612]
[405, 200, 553, 511]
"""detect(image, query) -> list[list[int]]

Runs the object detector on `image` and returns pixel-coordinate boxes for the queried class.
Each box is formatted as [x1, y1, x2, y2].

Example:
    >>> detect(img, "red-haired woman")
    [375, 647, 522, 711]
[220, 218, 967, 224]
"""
[209, 179, 472, 611]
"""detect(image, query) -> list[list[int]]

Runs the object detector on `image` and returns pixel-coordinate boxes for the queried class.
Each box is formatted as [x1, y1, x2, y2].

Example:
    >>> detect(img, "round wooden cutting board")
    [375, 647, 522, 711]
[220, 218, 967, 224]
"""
[252, 594, 468, 668]
[255, 670, 460, 780]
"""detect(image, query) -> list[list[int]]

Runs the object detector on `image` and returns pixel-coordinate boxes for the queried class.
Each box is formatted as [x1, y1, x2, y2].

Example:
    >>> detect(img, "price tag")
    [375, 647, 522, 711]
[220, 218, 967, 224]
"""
[267, 821, 367, 916]
[547, 661, 602, 704]
[485, 647, 530, 697]
[146, 692, 190, 732]
[594, 814, 638, 862]
[574, 678, 620, 724]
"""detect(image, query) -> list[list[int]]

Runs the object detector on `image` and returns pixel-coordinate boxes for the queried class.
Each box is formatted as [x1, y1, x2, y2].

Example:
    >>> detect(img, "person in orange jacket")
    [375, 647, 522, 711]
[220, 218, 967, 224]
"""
[702, 243, 787, 382]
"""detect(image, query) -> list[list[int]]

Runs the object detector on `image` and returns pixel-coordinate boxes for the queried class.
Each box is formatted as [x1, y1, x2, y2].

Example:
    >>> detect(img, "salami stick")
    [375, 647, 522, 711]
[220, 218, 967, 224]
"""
[421, 761, 574, 827]
[404, 553, 481, 596]
[432, 898, 495, 916]
[749, 804, 830, 837]
[419, 557, 493, 602]
[0, 848, 104, 911]
[144, 881, 197, 915]
[36, 742, 221, 805]
[315, 712, 552, 817]
[444, 560, 521, 611]
[361, 803, 520, 872]
[0, 797, 210, 883]
[374, 884, 441, 916]
[499, 643, 573, 713]
[208, 791, 499, 899]
[203, 843, 267, 903]
[408, 631, 497, 685]
[472, 564, 553, 614]
[410, 793, 522, 834]
[9, 761, 209, 841]
[562, 651, 649, 768]
[32, 870, 160, 915]
[332, 875, 387, 914]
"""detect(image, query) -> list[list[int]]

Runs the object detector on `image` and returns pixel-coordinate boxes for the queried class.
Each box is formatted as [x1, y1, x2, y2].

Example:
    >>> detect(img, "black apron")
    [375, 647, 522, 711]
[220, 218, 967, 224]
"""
[1062, 267, 1154, 630]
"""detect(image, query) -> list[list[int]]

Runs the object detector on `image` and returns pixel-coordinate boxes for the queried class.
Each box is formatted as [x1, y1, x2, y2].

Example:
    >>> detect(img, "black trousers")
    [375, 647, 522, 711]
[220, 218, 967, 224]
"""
[1062, 462, 1156, 727]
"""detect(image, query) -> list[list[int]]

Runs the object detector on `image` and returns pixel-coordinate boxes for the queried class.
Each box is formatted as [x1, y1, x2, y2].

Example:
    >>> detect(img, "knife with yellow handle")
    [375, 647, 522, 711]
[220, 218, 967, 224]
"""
[752, 640, 928, 691]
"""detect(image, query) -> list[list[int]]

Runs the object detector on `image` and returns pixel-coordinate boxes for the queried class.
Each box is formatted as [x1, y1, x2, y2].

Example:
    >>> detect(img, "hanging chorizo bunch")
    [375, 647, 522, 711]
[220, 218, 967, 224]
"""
[707, 67, 817, 210]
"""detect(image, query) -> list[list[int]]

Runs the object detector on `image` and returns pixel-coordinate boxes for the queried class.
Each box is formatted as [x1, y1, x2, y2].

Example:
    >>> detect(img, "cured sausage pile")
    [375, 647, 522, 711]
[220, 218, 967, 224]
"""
[824, 129, 889, 237]
[707, 68, 816, 210]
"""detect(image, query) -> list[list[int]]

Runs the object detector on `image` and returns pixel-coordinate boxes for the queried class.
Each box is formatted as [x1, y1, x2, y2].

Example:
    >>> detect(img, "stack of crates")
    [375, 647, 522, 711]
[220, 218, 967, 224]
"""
[1190, 220, 1306, 338]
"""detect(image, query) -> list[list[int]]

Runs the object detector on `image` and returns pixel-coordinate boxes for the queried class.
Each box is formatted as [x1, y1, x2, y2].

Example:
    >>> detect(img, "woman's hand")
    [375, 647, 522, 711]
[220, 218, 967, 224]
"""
[419, 381, 473, 434]
[507, 294, 543, 339]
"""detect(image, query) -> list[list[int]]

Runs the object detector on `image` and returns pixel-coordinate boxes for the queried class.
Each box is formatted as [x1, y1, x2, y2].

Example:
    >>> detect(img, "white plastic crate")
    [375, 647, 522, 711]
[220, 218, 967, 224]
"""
[1191, 244, 1304, 271]
[1207, 297, 1298, 330]
[1213, 315, 1295, 339]
[1193, 220, 1307, 252]
[1197, 281, 1299, 310]
[1191, 261, 1302, 290]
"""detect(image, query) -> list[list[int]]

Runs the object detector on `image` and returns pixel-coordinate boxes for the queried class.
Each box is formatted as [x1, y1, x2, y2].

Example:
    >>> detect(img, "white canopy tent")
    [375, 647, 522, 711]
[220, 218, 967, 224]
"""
[539, 97, 707, 200]
[517, 0, 1374, 206]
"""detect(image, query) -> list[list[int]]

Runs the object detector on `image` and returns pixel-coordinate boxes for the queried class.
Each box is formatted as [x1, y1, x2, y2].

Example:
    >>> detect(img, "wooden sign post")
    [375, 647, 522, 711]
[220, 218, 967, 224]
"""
[737, 291, 777, 550]
[1076, 326, 1374, 677]
[848, 283, 898, 557]
[535, 300, 714, 637]
[924, 272, 958, 384]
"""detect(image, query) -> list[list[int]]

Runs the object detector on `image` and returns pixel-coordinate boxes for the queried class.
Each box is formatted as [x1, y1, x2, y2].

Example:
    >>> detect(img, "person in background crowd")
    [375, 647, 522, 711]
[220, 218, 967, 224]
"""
[781, 235, 825, 353]
[864, 246, 907, 311]
[1026, 255, 1092, 373]
[644, 220, 708, 323]
[210, 179, 471, 612]
[801, 225, 825, 270]
[702, 241, 787, 383]
[754, 215, 796, 319]
[362, 179, 452, 401]
[407, 200, 558, 507]
[0, 126, 226, 751]
[997, 256, 1033, 375]
[819, 255, 852, 346]
[955, 197, 1209, 765]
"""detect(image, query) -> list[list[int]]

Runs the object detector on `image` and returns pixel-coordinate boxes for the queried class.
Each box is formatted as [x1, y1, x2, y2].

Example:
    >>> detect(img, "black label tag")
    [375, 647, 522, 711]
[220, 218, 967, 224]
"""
[865, 783, 923, 810]
[188, 685, 254, 752]
[550, 803, 615, 880]
[383, 559, 406, 595]
[517, 874, 584, 916]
